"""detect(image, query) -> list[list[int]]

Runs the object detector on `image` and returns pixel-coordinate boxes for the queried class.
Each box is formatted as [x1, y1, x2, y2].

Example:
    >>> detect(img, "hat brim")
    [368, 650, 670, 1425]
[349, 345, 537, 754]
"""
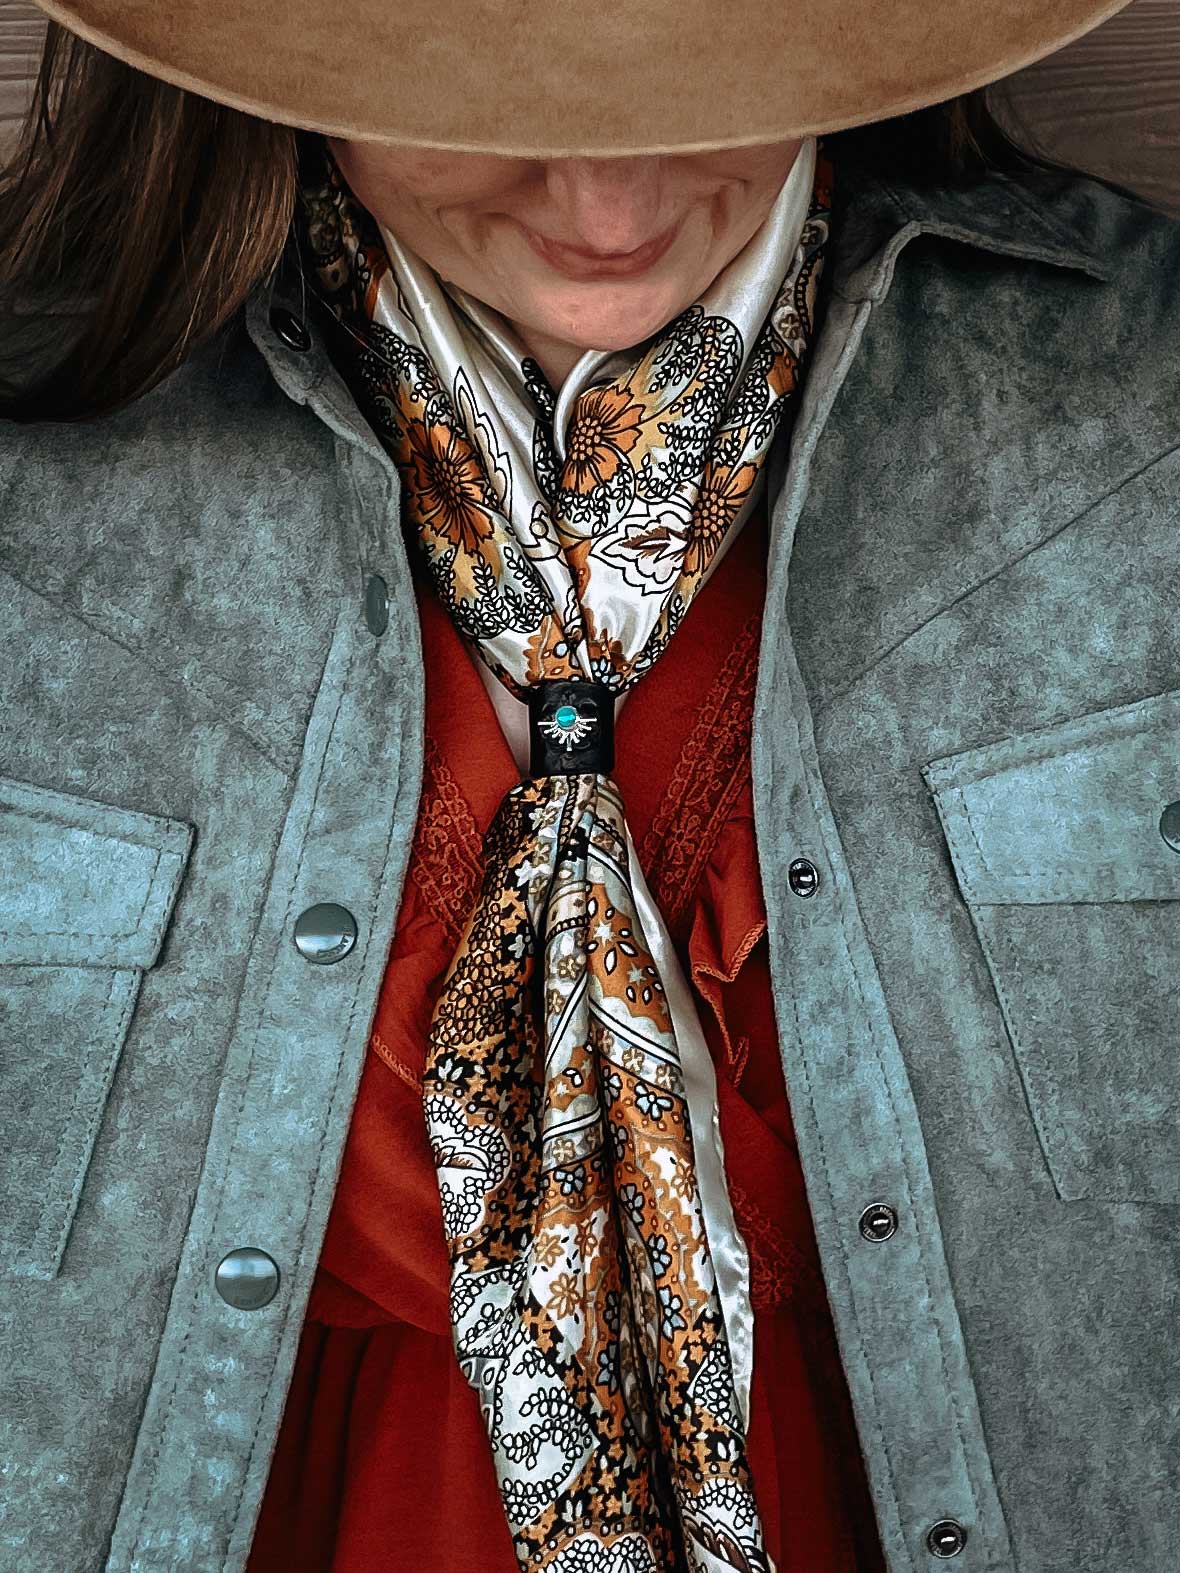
[33, 0, 1134, 156]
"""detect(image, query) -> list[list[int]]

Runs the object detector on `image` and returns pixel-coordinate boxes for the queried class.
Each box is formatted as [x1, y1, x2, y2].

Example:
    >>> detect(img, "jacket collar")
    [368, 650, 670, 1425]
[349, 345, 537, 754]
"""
[830, 154, 1117, 301]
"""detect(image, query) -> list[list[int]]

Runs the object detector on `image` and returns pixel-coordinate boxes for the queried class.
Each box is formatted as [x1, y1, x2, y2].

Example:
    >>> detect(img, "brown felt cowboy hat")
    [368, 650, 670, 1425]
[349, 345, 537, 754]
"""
[32, 0, 1133, 156]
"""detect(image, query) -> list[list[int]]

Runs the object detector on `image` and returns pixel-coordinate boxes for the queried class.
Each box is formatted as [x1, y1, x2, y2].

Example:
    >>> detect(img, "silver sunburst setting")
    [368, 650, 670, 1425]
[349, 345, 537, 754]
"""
[538, 703, 595, 750]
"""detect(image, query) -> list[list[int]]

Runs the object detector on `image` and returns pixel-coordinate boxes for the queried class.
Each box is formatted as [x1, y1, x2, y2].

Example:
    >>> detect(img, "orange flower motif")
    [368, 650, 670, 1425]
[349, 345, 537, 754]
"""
[399, 416, 494, 556]
[686, 462, 757, 577]
[534, 1232, 564, 1268]
[547, 1270, 582, 1320]
[574, 1215, 599, 1260]
[563, 386, 645, 495]
[504, 1082, 533, 1123]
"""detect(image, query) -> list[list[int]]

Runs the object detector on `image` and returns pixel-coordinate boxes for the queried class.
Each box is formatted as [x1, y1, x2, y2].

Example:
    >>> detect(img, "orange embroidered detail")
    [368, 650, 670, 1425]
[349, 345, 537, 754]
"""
[408, 736, 484, 948]
[369, 1028, 423, 1092]
[640, 614, 762, 934]
[728, 1182, 823, 1314]
[691, 917, 766, 1088]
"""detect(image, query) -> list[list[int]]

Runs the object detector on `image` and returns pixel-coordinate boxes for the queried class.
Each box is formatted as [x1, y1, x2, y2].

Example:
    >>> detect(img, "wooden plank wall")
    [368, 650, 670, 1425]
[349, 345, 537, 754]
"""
[1, 0, 1178, 213]
[1000, 0, 1180, 213]
[0, 0, 43, 143]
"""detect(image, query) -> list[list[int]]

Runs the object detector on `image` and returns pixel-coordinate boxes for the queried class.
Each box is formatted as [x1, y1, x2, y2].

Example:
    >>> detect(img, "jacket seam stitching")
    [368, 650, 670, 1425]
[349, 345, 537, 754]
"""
[0, 562, 294, 780]
[974, 920, 1073, 1201]
[0, 844, 169, 948]
[942, 790, 986, 902]
[45, 972, 142, 1271]
[927, 686, 1180, 794]
[1001, 177, 1109, 273]
[338, 443, 387, 592]
[30, 968, 125, 1266]
[815, 436, 1180, 712]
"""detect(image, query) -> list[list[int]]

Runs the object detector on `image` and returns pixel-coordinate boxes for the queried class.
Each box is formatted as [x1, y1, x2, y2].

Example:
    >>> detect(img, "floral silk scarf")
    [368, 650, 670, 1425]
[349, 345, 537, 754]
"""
[298, 139, 832, 1573]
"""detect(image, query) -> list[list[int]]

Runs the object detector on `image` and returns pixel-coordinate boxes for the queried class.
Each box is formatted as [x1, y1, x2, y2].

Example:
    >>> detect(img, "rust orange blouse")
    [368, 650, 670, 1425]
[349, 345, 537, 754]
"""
[248, 504, 885, 1573]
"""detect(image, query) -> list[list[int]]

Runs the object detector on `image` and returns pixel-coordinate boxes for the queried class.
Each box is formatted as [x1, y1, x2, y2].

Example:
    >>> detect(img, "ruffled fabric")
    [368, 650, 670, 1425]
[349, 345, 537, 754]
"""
[248, 503, 885, 1573]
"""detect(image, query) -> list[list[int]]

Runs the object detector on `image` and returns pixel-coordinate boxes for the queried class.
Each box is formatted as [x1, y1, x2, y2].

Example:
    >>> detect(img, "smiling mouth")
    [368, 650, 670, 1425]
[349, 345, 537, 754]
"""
[521, 221, 680, 280]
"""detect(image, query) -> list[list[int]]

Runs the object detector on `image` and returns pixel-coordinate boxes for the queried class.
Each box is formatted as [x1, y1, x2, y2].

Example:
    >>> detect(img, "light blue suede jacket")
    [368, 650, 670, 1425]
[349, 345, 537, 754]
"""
[1, 151, 1178, 1573]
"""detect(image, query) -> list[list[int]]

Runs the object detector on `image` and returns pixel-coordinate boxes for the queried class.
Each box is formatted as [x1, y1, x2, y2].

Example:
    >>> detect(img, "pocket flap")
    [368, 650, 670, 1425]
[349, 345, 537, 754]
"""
[0, 778, 194, 967]
[923, 689, 1180, 904]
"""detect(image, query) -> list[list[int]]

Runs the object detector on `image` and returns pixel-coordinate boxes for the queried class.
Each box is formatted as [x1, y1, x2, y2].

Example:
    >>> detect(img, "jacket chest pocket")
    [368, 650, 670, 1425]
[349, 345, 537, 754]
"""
[0, 778, 193, 1278]
[924, 689, 1180, 1205]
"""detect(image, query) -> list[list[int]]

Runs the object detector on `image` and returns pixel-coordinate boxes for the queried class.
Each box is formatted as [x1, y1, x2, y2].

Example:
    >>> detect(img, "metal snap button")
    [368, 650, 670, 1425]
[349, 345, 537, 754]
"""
[269, 305, 311, 353]
[364, 573, 389, 637]
[926, 1520, 968, 1558]
[859, 1202, 899, 1242]
[1160, 801, 1180, 854]
[215, 1247, 280, 1310]
[293, 902, 358, 964]
[788, 858, 820, 898]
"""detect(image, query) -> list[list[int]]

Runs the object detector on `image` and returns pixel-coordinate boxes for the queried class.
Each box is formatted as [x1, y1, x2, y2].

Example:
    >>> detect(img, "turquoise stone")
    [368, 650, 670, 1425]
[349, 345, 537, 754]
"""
[554, 704, 579, 729]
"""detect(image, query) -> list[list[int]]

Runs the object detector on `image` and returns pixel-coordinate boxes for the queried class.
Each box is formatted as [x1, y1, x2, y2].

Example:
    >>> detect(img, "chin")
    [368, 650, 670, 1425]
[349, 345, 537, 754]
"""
[541, 279, 695, 352]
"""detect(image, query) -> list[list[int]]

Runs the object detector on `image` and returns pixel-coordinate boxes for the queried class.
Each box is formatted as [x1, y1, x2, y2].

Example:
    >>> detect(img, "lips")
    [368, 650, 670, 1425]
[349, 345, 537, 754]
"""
[522, 221, 679, 280]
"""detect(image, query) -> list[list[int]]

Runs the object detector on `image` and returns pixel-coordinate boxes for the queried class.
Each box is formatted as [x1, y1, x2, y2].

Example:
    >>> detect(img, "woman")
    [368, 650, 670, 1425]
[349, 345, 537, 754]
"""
[1, 0, 1176, 1569]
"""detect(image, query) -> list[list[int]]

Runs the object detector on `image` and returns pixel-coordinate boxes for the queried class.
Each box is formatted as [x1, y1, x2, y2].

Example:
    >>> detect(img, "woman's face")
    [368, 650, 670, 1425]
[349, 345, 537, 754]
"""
[329, 138, 804, 383]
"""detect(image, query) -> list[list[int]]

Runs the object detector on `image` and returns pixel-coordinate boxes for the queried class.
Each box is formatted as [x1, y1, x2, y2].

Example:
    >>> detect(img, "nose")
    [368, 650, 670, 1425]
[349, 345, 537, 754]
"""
[541, 157, 667, 253]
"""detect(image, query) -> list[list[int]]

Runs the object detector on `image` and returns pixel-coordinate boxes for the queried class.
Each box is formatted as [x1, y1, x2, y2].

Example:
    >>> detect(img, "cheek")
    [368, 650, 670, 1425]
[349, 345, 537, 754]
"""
[331, 141, 422, 222]
[332, 139, 523, 211]
[328, 141, 535, 283]
[329, 143, 468, 274]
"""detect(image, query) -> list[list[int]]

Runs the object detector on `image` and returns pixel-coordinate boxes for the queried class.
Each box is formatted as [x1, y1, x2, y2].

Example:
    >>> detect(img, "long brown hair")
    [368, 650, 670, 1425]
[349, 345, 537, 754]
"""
[0, 24, 1055, 423]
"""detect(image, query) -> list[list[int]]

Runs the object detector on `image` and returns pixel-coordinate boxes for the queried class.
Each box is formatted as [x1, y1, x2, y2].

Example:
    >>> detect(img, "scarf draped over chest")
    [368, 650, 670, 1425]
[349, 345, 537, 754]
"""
[298, 137, 832, 1573]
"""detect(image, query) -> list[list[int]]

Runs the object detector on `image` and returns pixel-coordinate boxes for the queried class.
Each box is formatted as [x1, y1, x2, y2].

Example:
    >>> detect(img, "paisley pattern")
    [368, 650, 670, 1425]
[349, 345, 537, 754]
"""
[297, 139, 832, 1572]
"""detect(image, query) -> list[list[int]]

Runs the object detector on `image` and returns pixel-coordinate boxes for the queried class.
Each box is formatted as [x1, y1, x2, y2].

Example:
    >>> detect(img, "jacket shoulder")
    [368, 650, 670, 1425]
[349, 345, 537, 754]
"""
[871, 161, 1180, 401]
[1015, 170, 1180, 388]
[0, 317, 361, 769]
[0, 315, 350, 591]
[0, 316, 304, 486]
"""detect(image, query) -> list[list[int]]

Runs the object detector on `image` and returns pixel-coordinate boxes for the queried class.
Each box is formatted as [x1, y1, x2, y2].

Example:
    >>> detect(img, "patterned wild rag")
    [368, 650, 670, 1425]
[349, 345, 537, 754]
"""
[298, 139, 832, 1572]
